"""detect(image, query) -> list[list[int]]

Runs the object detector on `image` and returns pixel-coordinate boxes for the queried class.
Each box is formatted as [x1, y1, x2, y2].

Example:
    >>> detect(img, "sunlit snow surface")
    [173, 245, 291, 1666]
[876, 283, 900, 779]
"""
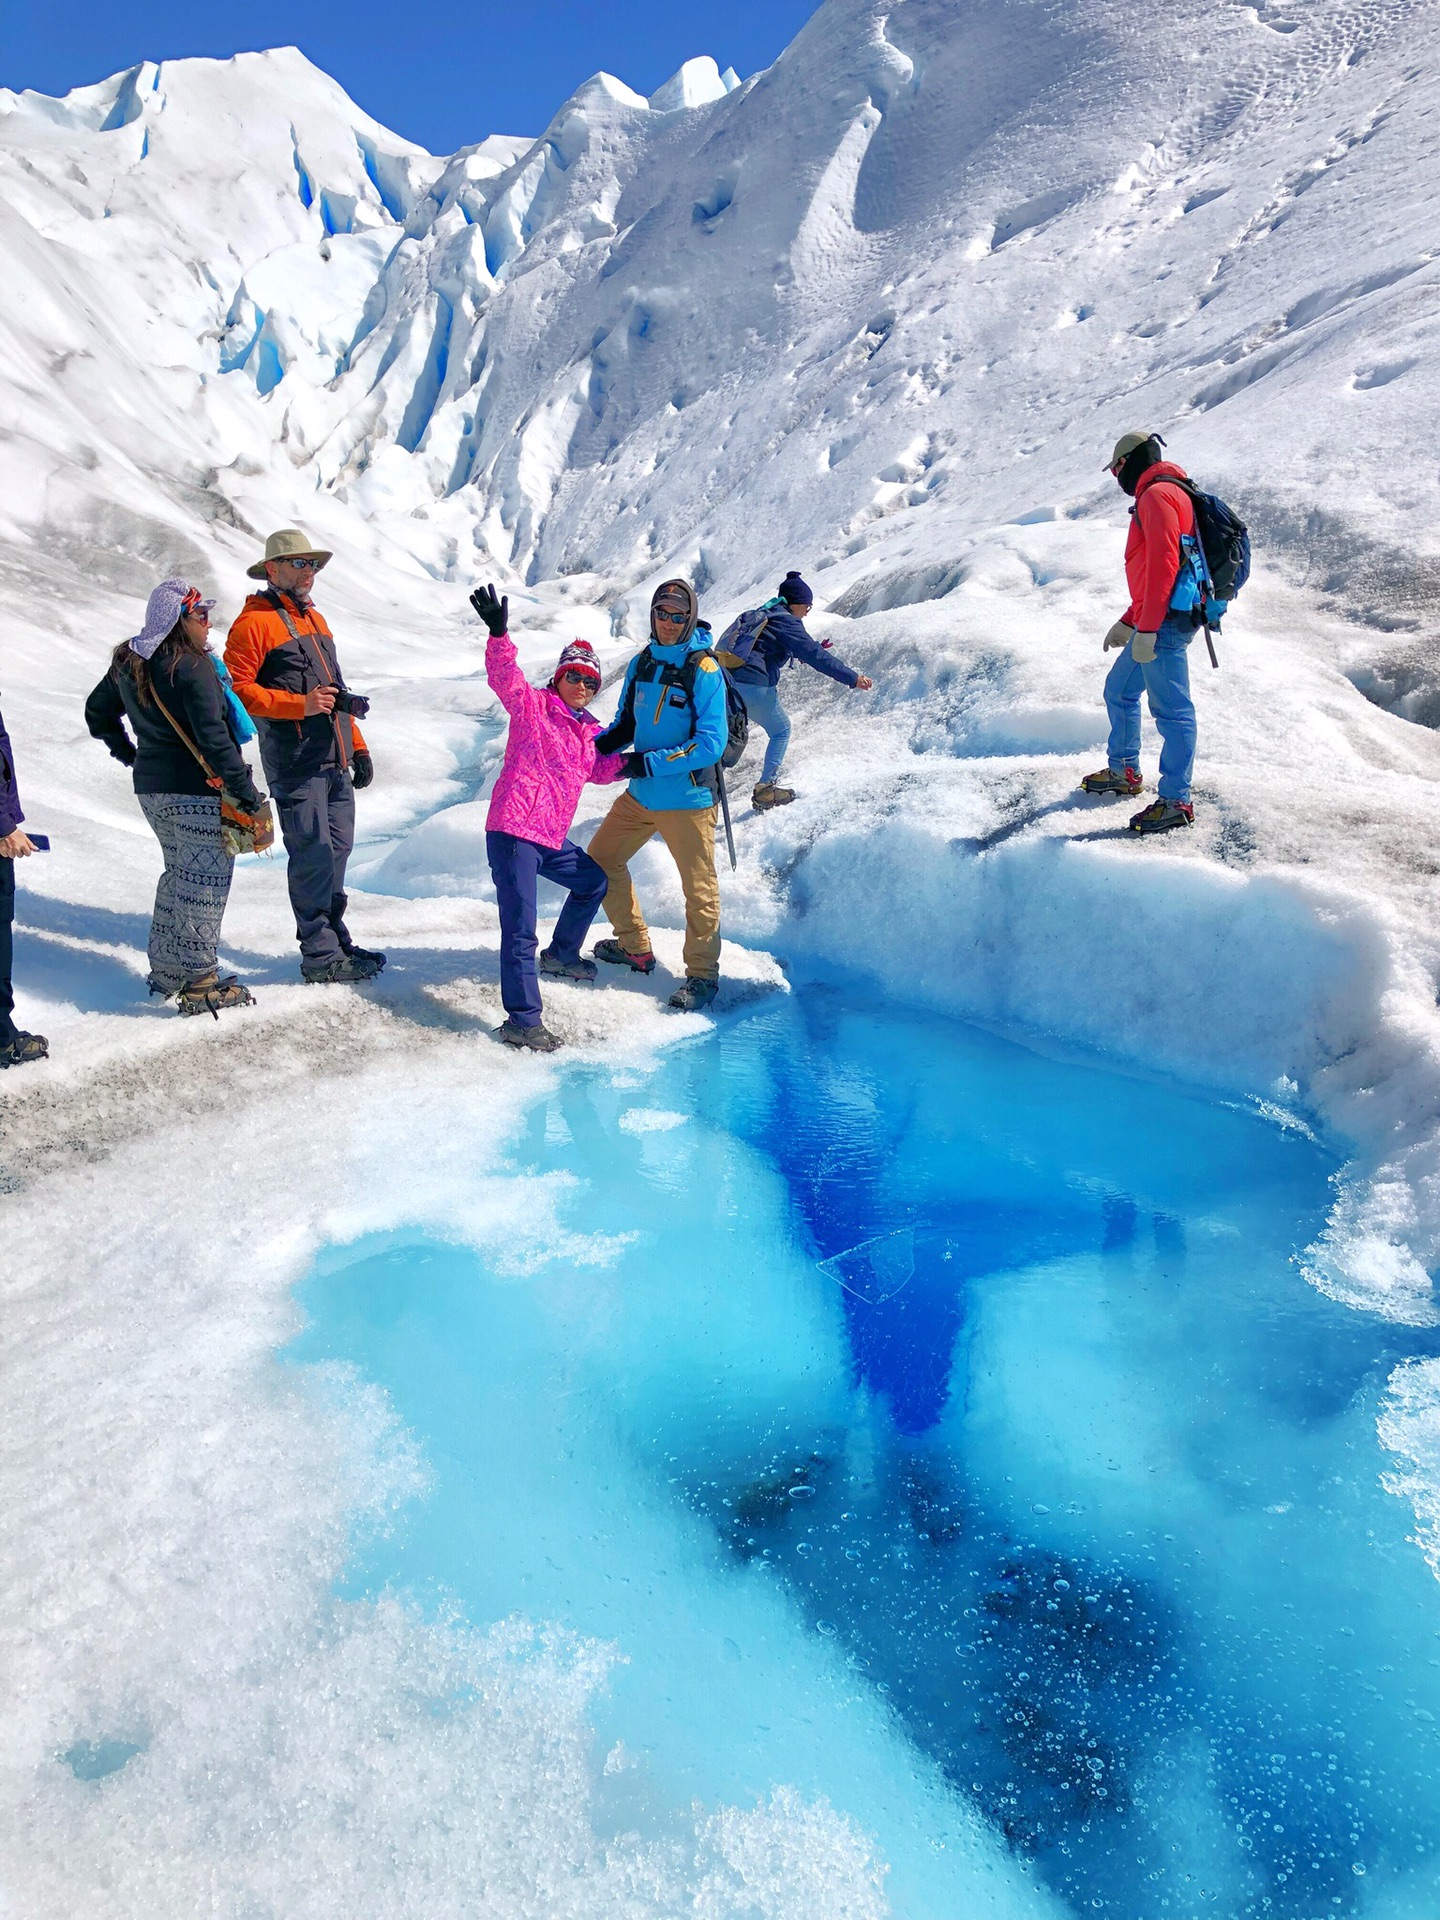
[291, 982, 1440, 1920]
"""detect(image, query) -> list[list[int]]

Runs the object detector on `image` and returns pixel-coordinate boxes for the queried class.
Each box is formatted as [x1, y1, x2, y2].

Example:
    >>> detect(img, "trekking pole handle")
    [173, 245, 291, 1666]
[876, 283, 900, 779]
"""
[1203, 617, 1219, 671]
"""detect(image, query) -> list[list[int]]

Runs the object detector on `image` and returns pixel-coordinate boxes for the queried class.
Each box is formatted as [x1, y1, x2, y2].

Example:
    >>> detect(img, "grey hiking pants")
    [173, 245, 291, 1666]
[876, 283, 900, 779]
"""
[273, 765, 355, 962]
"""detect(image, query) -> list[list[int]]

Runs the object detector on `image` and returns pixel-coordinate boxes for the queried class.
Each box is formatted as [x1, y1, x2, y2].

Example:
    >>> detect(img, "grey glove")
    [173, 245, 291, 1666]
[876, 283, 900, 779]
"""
[1131, 630, 1158, 664]
[1103, 621, 1135, 652]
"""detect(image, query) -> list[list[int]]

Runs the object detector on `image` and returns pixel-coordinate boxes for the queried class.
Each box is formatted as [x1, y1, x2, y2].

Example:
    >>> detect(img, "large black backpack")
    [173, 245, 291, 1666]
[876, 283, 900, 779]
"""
[1166, 477, 1252, 609]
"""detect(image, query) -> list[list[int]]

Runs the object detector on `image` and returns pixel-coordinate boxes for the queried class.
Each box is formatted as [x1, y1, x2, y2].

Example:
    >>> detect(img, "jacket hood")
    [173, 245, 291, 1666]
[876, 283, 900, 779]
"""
[649, 577, 698, 646]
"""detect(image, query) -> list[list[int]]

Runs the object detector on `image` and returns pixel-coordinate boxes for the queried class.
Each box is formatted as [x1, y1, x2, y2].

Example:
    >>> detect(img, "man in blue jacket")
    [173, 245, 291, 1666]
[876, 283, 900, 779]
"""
[0, 701, 48, 1068]
[722, 570, 873, 810]
[588, 579, 728, 1011]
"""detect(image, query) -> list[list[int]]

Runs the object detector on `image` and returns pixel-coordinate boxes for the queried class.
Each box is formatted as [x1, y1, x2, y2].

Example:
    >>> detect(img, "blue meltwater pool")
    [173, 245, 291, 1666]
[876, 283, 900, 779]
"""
[289, 977, 1440, 1920]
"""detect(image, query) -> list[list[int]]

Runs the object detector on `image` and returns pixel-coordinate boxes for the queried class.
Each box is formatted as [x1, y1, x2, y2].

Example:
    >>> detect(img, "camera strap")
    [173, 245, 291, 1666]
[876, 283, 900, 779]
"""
[265, 589, 350, 769]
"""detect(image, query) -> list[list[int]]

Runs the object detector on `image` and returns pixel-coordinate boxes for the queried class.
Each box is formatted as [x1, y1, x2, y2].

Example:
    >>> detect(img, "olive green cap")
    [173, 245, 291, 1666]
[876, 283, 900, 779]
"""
[1105, 431, 1155, 471]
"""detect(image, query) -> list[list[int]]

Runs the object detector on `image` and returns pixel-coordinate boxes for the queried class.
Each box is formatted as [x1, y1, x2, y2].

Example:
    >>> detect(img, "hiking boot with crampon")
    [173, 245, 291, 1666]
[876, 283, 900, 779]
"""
[494, 1018, 562, 1052]
[592, 938, 656, 975]
[0, 1029, 48, 1067]
[1128, 798, 1194, 834]
[540, 949, 598, 982]
[668, 976, 719, 1013]
[177, 974, 256, 1019]
[753, 781, 796, 811]
[302, 951, 384, 985]
[1081, 766, 1144, 797]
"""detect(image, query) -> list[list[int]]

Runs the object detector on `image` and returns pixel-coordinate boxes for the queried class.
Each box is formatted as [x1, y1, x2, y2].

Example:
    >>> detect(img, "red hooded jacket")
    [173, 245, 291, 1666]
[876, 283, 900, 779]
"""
[1121, 462, 1196, 634]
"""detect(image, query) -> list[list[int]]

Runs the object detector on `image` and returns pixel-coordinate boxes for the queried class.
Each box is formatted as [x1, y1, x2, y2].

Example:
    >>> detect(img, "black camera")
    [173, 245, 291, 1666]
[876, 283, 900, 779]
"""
[330, 688, 371, 719]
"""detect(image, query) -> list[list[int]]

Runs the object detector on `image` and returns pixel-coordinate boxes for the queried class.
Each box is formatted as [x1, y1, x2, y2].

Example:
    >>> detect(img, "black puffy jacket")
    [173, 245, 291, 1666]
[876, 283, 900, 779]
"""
[85, 650, 263, 809]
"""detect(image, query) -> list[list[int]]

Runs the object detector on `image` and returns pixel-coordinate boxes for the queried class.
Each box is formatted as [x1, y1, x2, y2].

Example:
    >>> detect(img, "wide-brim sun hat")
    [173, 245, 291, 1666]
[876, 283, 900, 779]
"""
[246, 528, 334, 580]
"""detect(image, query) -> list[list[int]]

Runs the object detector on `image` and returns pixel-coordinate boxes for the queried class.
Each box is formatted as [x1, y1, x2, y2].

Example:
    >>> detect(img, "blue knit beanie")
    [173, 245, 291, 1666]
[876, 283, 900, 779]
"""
[778, 570, 813, 608]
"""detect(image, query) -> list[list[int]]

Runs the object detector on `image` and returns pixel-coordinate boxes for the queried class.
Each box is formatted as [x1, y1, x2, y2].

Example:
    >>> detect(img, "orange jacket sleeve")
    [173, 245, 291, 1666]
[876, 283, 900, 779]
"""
[224, 607, 306, 722]
[351, 719, 368, 754]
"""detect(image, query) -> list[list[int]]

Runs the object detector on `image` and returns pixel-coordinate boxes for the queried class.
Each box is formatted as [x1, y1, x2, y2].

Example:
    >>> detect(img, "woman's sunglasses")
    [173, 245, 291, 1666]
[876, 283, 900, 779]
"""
[558, 669, 598, 687]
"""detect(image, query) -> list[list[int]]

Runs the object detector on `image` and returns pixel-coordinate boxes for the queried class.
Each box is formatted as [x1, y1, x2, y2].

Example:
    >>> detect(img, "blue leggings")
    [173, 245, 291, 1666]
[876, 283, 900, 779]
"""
[735, 679, 792, 784]
[1104, 621, 1197, 803]
[486, 831, 607, 1027]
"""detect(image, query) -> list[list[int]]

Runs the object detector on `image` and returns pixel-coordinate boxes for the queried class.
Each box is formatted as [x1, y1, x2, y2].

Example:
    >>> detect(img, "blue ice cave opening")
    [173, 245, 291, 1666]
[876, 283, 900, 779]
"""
[288, 976, 1440, 1919]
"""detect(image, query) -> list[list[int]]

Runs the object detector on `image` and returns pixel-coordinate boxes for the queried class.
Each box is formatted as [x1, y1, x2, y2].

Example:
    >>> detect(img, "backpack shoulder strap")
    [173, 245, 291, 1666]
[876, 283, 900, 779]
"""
[266, 588, 335, 686]
[150, 678, 222, 789]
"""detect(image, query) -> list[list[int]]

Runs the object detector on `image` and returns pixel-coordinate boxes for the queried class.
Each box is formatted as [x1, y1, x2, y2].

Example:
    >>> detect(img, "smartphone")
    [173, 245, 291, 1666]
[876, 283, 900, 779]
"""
[26, 833, 50, 851]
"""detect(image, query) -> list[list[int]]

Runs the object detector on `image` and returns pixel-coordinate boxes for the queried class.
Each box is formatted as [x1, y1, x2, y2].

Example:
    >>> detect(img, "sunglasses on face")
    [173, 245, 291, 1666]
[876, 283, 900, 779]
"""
[654, 608, 687, 623]
[281, 556, 321, 571]
[558, 670, 597, 687]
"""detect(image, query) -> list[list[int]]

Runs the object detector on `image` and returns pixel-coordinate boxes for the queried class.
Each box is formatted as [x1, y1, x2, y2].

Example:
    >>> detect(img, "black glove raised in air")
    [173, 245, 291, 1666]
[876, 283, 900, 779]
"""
[469, 582, 509, 637]
[350, 749, 374, 790]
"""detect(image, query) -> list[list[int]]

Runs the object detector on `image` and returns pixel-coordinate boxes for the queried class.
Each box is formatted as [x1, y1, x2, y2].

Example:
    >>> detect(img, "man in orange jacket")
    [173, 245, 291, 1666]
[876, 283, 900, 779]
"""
[1082, 431, 1205, 834]
[225, 529, 385, 982]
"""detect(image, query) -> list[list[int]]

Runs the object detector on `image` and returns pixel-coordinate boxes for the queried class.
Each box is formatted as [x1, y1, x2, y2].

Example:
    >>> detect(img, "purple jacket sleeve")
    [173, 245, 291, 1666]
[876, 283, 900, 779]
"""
[0, 707, 24, 836]
[485, 632, 541, 723]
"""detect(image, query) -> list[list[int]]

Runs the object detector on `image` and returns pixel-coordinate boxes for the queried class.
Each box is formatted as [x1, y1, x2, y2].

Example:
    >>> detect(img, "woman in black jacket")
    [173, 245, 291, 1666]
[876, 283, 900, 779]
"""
[86, 578, 265, 1016]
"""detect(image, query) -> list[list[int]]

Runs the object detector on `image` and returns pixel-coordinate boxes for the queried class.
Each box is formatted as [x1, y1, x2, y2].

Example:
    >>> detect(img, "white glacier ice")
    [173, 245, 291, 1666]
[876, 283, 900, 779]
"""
[4, 0, 1440, 1910]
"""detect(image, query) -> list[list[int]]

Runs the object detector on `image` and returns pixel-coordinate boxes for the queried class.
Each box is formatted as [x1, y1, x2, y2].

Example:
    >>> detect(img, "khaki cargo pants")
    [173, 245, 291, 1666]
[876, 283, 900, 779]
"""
[587, 789, 721, 980]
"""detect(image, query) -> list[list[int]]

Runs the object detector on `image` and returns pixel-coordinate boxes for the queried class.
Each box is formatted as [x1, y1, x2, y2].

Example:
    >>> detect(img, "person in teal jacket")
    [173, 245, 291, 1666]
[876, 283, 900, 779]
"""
[587, 579, 728, 1012]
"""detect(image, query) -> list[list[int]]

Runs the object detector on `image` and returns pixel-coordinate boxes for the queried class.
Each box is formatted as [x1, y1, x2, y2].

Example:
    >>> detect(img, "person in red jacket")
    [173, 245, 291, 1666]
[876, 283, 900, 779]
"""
[1082, 431, 1206, 833]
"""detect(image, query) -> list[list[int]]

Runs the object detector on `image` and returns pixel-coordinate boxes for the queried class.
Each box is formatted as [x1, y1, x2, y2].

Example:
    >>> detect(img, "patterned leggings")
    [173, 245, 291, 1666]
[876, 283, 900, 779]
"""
[137, 792, 235, 992]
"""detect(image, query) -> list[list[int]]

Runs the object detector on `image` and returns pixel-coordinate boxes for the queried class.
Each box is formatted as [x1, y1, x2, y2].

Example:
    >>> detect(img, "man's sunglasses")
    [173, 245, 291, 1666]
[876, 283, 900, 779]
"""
[654, 607, 688, 622]
[280, 556, 322, 571]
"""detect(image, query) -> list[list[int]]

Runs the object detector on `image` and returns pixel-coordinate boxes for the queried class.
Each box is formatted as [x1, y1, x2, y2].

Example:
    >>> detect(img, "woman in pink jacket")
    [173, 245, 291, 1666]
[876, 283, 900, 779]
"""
[471, 583, 629, 1052]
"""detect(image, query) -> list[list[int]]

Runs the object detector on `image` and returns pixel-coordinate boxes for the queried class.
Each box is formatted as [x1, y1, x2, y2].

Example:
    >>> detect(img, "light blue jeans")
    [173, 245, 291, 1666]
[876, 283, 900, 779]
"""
[734, 678, 791, 784]
[1103, 620, 1197, 803]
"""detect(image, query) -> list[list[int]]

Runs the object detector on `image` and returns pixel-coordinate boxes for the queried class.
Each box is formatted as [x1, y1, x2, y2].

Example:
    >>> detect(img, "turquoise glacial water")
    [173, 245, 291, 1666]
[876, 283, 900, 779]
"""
[289, 977, 1440, 1919]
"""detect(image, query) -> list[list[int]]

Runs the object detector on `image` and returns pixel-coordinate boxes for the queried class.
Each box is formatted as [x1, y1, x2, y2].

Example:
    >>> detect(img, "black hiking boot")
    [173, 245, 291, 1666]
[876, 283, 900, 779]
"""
[494, 1018, 562, 1052]
[1128, 798, 1195, 834]
[1081, 765, 1143, 797]
[177, 974, 256, 1019]
[540, 948, 598, 982]
[593, 938, 656, 975]
[0, 1029, 48, 1068]
[668, 976, 719, 1013]
[753, 781, 796, 811]
[302, 951, 384, 984]
[330, 892, 386, 970]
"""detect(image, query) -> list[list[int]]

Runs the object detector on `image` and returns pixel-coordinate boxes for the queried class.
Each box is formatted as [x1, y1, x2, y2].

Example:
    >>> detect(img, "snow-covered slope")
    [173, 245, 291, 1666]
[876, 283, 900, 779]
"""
[5, 4, 1440, 1912]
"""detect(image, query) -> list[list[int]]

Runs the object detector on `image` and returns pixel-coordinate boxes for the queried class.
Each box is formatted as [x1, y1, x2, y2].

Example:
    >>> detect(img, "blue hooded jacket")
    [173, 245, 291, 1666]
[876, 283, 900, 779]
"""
[614, 626, 729, 813]
[731, 599, 862, 691]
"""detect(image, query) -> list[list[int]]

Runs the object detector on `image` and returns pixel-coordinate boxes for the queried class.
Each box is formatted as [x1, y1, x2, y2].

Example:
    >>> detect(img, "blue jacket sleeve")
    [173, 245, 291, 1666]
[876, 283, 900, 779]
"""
[642, 658, 729, 777]
[772, 611, 860, 687]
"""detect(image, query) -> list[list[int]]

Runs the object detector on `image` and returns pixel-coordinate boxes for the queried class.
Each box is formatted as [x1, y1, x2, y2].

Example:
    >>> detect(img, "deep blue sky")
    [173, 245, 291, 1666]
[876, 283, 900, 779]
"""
[2, 0, 820, 152]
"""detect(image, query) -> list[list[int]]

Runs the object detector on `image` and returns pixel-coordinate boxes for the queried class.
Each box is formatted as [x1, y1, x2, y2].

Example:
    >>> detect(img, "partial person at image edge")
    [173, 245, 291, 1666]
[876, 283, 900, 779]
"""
[224, 528, 386, 985]
[0, 698, 48, 1066]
